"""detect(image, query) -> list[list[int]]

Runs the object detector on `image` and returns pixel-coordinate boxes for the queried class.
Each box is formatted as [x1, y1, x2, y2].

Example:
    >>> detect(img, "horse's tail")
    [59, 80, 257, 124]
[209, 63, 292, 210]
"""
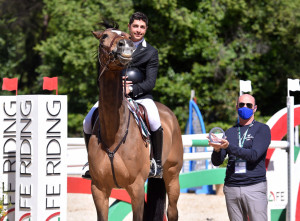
[144, 178, 166, 221]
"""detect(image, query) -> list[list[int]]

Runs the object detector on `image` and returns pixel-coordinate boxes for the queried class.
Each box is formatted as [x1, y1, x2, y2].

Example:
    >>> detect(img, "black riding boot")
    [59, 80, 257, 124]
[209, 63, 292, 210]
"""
[84, 132, 91, 151]
[82, 132, 92, 179]
[148, 126, 163, 178]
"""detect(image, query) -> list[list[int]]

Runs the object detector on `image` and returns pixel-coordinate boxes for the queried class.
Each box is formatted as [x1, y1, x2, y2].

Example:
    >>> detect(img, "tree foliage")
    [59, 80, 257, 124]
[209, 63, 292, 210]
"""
[0, 0, 44, 92]
[1, 0, 300, 136]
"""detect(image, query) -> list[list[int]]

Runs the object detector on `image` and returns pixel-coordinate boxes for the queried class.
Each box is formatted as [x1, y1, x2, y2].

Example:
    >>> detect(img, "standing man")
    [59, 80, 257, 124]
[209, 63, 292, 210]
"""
[210, 94, 271, 221]
[82, 12, 163, 179]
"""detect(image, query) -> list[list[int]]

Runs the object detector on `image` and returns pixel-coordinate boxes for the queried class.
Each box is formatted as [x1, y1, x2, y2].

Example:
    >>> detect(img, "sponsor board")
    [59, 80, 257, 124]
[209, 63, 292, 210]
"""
[14, 95, 67, 220]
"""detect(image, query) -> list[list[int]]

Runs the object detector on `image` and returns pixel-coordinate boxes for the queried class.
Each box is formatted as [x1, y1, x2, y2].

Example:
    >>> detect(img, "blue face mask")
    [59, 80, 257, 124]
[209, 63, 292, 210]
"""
[238, 107, 253, 120]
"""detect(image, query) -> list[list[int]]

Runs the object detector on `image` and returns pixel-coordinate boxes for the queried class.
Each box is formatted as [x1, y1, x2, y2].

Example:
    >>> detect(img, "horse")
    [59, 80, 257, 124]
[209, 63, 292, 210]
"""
[88, 22, 183, 221]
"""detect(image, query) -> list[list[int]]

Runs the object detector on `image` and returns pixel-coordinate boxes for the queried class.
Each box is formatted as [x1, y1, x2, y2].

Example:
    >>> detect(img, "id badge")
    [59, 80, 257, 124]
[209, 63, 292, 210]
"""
[235, 160, 246, 174]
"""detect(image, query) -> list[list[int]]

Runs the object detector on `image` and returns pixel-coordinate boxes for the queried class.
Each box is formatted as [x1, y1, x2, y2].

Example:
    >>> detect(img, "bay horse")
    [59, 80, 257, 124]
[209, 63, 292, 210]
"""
[88, 22, 183, 221]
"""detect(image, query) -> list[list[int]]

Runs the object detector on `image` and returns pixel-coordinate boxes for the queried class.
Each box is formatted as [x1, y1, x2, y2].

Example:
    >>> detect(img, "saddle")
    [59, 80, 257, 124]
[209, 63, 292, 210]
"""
[126, 98, 151, 142]
[135, 103, 151, 134]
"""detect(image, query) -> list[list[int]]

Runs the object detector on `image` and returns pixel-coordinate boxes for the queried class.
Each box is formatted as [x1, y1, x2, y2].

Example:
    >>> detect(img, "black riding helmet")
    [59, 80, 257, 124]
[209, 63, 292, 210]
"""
[121, 67, 144, 84]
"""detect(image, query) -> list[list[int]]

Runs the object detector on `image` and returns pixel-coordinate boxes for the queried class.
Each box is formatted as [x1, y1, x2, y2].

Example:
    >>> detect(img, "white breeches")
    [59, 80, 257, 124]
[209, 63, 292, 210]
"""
[83, 99, 161, 134]
[83, 102, 98, 134]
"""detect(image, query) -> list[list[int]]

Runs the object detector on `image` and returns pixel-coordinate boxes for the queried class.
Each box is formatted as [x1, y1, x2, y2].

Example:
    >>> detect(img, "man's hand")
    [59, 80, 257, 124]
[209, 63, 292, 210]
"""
[122, 76, 133, 95]
[207, 134, 229, 152]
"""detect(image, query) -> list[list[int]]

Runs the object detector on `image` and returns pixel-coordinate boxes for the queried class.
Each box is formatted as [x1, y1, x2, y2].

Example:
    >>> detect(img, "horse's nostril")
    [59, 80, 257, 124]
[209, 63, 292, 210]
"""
[118, 41, 124, 47]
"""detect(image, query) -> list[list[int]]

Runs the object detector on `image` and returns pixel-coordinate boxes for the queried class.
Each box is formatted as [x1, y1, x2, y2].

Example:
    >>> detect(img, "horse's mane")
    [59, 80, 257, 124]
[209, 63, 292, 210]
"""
[99, 20, 119, 30]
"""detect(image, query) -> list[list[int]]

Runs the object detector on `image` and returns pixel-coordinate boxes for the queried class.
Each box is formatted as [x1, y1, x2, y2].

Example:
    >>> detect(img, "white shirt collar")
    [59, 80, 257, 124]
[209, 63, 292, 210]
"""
[133, 38, 146, 48]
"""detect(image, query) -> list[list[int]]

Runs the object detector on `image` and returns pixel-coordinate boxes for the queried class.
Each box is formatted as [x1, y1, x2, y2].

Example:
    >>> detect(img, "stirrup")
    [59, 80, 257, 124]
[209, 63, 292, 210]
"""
[81, 162, 91, 180]
[148, 159, 163, 179]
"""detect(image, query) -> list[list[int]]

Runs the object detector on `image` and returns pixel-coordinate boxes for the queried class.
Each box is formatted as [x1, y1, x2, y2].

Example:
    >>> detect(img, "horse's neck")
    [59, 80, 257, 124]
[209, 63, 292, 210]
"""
[98, 70, 127, 146]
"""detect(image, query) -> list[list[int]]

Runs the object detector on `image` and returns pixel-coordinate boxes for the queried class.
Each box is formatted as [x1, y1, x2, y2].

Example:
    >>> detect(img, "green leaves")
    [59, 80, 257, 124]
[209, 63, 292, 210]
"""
[1, 0, 300, 135]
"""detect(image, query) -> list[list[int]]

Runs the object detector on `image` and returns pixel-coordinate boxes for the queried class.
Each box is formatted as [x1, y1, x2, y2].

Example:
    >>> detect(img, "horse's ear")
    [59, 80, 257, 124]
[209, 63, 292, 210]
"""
[92, 31, 103, 39]
[123, 32, 131, 39]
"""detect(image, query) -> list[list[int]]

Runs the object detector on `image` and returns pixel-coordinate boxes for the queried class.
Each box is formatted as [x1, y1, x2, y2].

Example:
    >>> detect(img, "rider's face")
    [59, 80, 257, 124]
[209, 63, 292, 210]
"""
[128, 19, 147, 42]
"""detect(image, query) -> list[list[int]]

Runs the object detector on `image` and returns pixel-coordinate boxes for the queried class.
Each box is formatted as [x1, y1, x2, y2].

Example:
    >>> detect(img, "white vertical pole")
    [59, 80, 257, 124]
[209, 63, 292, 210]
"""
[239, 80, 252, 96]
[190, 90, 195, 100]
[240, 81, 243, 96]
[286, 96, 295, 221]
[295, 126, 299, 147]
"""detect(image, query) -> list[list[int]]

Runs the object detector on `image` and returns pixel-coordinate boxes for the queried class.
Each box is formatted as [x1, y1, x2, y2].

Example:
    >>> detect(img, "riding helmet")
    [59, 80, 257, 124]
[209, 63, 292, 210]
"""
[121, 67, 144, 84]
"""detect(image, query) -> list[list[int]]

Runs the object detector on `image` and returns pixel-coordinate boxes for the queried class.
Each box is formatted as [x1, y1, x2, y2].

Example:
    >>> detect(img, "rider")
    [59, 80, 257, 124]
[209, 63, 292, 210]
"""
[82, 12, 163, 179]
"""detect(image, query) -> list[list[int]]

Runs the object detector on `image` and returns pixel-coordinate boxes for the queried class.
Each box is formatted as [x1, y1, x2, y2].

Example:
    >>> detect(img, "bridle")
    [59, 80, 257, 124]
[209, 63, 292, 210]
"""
[97, 29, 129, 80]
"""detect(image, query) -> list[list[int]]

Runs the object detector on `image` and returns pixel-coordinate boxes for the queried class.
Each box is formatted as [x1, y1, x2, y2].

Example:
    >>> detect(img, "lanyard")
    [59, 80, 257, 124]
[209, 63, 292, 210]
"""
[238, 121, 255, 148]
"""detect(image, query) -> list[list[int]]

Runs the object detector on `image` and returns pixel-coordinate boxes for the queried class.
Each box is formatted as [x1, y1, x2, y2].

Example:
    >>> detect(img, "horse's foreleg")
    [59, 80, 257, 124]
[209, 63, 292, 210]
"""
[91, 182, 111, 221]
[126, 176, 146, 221]
[165, 174, 180, 221]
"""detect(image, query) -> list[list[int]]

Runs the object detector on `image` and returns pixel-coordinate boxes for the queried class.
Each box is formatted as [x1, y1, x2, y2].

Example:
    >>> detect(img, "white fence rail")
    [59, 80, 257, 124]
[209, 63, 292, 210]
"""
[66, 135, 289, 175]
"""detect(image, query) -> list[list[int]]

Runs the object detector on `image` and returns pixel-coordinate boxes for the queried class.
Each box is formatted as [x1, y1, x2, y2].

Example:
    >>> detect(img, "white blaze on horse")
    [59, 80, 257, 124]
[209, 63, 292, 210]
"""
[88, 21, 183, 221]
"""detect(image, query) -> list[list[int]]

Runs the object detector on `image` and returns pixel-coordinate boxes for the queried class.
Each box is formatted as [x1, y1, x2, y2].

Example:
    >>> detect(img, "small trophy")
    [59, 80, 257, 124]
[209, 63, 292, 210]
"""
[209, 127, 225, 144]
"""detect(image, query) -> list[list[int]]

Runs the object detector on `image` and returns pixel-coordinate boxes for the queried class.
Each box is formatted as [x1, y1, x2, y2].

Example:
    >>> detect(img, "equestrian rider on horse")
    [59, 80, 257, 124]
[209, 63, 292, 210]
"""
[82, 12, 163, 179]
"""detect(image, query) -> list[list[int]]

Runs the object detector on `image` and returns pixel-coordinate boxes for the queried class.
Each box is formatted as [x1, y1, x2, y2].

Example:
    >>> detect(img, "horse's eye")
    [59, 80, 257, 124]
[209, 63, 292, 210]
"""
[101, 34, 108, 40]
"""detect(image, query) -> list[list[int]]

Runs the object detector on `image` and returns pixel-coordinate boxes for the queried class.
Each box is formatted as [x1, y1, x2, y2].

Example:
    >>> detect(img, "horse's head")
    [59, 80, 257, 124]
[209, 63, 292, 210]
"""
[93, 27, 135, 71]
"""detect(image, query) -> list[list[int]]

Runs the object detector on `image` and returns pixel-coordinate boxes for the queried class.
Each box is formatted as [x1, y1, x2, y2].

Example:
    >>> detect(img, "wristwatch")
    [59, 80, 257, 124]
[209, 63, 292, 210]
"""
[129, 86, 133, 93]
